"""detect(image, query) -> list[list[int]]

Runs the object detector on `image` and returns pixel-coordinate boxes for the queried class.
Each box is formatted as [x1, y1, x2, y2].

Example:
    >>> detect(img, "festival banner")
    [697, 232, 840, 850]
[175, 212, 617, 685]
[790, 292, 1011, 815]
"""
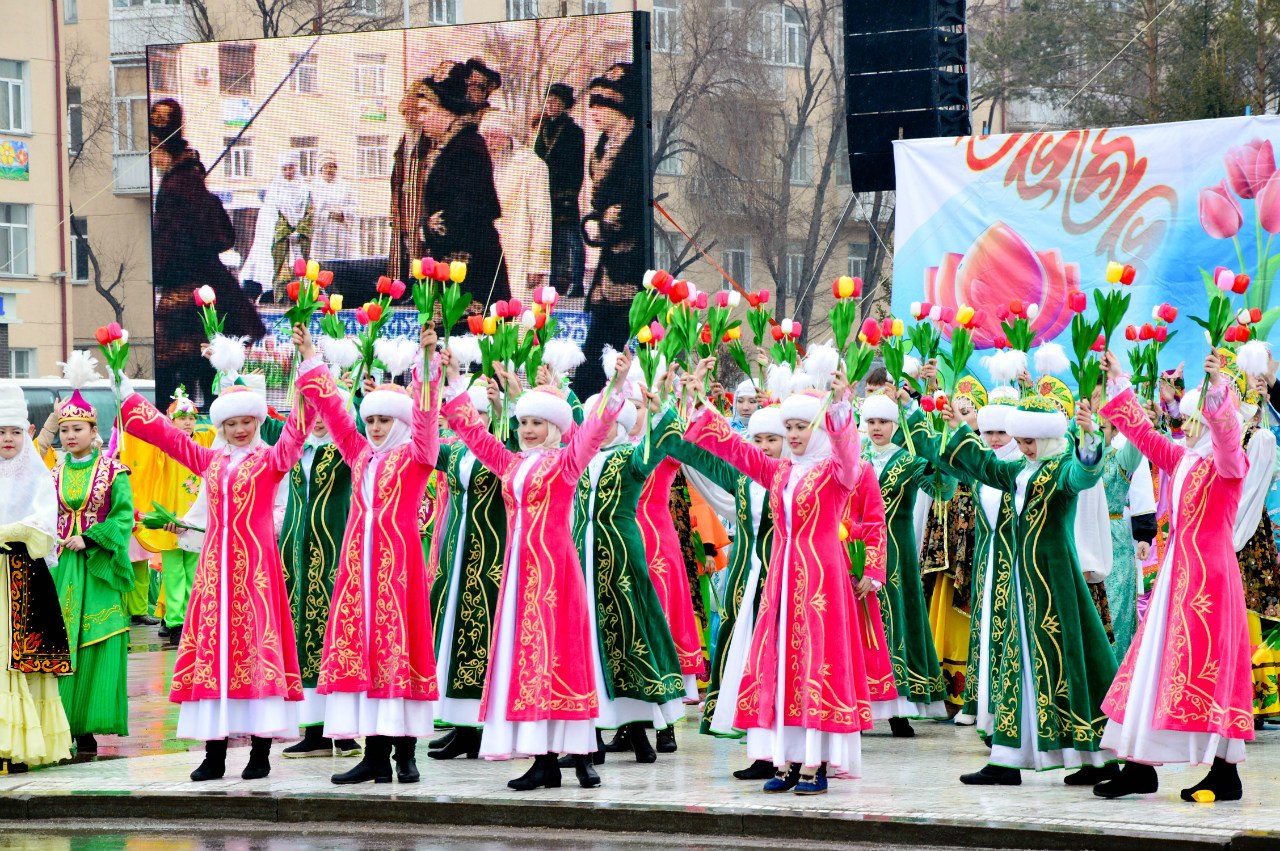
[892, 115, 1280, 384]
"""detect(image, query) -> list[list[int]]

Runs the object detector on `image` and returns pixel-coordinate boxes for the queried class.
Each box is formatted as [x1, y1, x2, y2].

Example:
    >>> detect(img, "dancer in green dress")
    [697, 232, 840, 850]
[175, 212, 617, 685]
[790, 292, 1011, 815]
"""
[51, 388, 134, 755]
[1097, 420, 1156, 662]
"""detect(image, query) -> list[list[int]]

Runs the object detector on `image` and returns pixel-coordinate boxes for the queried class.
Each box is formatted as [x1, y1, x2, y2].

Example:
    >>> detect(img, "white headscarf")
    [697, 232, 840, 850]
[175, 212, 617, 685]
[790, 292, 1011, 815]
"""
[0, 431, 58, 558]
[786, 416, 832, 468]
[368, 418, 412, 456]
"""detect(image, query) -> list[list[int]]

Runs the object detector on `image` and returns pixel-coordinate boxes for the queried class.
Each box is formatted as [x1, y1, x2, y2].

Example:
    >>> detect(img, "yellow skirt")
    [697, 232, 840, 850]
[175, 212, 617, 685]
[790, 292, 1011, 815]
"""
[1250, 611, 1280, 718]
[928, 575, 970, 707]
[0, 560, 72, 766]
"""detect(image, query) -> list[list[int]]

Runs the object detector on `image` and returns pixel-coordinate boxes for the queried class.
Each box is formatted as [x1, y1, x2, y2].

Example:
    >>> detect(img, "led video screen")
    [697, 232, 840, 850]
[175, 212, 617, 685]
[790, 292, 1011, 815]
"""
[146, 13, 651, 408]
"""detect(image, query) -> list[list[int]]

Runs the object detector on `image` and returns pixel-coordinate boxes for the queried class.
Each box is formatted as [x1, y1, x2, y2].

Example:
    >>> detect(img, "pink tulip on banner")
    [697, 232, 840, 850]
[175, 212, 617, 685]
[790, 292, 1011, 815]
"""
[1258, 171, 1280, 235]
[1199, 181, 1244, 239]
[1224, 139, 1277, 200]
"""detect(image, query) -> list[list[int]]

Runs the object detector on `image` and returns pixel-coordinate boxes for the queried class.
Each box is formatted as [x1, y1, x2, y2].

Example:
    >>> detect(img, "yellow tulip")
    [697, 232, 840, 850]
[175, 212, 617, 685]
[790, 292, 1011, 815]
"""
[857, 332, 867, 344]
[305, 260, 320, 281]
[891, 318, 905, 337]
[839, 522, 849, 541]
[727, 326, 741, 341]
[637, 327, 653, 344]
[411, 258, 423, 280]
[955, 305, 975, 325]
[450, 261, 467, 283]
[482, 316, 497, 335]
[1105, 261, 1124, 284]
[329, 294, 344, 312]
[838, 276, 855, 299]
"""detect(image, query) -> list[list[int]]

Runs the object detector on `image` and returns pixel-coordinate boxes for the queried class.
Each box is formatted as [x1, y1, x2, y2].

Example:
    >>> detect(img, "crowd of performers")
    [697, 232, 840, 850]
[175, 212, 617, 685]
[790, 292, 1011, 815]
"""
[2, 318, 1279, 804]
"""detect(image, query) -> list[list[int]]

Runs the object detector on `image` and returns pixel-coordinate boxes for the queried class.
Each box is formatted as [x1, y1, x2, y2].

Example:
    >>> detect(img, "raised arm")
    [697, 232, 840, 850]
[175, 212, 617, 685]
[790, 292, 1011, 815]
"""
[561, 388, 624, 480]
[1203, 378, 1247, 480]
[827, 401, 862, 490]
[121, 393, 214, 476]
[686, 407, 781, 487]
[626, 407, 679, 481]
[907, 413, 1020, 494]
[264, 398, 314, 474]
[1099, 384, 1185, 477]
[443, 389, 517, 476]
[297, 359, 366, 465]
[407, 358, 442, 469]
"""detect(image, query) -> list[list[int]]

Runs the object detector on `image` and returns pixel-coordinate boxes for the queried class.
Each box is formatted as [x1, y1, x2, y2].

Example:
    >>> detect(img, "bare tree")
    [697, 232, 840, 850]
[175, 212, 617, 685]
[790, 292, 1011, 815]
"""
[183, 0, 412, 40]
[63, 37, 114, 175]
[67, 210, 133, 333]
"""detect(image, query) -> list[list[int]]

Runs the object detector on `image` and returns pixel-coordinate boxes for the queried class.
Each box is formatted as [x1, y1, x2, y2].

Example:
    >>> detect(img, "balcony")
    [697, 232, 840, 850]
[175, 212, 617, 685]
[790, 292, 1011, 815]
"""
[113, 151, 152, 196]
[110, 5, 197, 59]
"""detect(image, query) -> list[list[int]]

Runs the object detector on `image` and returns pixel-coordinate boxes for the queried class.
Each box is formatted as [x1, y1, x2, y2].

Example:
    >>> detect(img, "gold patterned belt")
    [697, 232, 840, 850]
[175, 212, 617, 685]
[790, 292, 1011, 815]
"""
[1109, 512, 1124, 520]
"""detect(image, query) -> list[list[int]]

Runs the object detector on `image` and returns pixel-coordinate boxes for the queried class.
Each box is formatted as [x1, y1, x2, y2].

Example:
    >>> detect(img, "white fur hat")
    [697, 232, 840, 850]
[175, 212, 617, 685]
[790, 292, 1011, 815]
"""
[1005, 397, 1068, 439]
[209, 385, 268, 427]
[860, 392, 899, 422]
[0, 382, 28, 428]
[779, 389, 824, 425]
[362, 385, 414, 425]
[514, 386, 574, 432]
[467, 385, 491, 415]
[735, 378, 761, 400]
[588, 393, 637, 433]
[746, 406, 785, 438]
[976, 386, 1020, 433]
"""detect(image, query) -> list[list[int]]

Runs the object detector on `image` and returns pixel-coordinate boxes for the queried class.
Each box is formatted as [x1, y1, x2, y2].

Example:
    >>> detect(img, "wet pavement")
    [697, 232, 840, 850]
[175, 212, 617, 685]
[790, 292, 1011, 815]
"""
[0, 623, 1275, 851]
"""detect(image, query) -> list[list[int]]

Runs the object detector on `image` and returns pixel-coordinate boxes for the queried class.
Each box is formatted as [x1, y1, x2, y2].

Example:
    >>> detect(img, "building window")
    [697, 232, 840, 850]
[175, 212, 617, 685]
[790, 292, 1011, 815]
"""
[70, 217, 90, 283]
[721, 236, 750, 288]
[351, 0, 385, 14]
[356, 135, 389, 178]
[289, 52, 319, 94]
[783, 248, 805, 296]
[67, 87, 83, 155]
[354, 53, 386, 98]
[653, 0, 679, 52]
[291, 136, 320, 177]
[358, 216, 390, 258]
[781, 8, 803, 66]
[64, 0, 78, 23]
[835, 132, 850, 185]
[0, 60, 28, 134]
[429, 0, 458, 24]
[0, 204, 32, 277]
[223, 136, 253, 179]
[584, 0, 609, 12]
[789, 126, 814, 185]
[219, 43, 255, 96]
[112, 64, 148, 153]
[654, 112, 683, 176]
[8, 349, 35, 379]
[149, 45, 179, 92]
[507, 0, 539, 20]
[847, 241, 868, 279]
[654, 228, 673, 272]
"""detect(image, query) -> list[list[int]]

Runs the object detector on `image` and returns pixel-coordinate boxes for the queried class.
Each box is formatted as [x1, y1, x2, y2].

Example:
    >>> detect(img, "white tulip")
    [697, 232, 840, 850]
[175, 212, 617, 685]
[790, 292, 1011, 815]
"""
[1237, 309, 1252, 325]
[727, 291, 741, 307]
[643, 270, 657, 289]
[1151, 305, 1162, 322]
[1027, 303, 1040, 320]
[910, 301, 922, 318]
[198, 285, 216, 305]
[120, 329, 129, 344]
[521, 310, 537, 330]
[780, 319, 794, 335]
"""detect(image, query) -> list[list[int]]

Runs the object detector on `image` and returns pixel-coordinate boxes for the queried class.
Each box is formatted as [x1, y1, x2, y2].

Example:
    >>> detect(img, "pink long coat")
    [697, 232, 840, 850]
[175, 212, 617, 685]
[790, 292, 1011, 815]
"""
[842, 462, 899, 704]
[298, 363, 441, 701]
[122, 394, 308, 704]
[689, 408, 874, 735]
[638, 458, 705, 677]
[1099, 384, 1254, 741]
[442, 390, 620, 722]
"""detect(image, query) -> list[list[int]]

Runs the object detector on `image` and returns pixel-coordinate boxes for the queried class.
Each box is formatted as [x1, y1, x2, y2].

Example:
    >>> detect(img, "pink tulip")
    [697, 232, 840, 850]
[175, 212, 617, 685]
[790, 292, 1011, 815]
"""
[1154, 326, 1167, 343]
[1258, 170, 1280, 235]
[1199, 180, 1243, 239]
[1224, 139, 1276, 200]
[1214, 266, 1235, 292]
[508, 299, 524, 318]
[389, 279, 406, 299]
[694, 292, 709, 310]
[758, 290, 770, 304]
[107, 322, 123, 341]
[494, 300, 508, 317]
[714, 291, 729, 308]
[293, 258, 307, 277]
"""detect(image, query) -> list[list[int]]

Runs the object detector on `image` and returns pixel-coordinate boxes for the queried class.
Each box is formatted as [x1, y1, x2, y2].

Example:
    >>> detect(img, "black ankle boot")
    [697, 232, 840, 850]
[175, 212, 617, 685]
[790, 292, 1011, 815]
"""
[168, 624, 183, 647]
[888, 717, 915, 738]
[429, 728, 457, 750]
[75, 734, 98, 754]
[558, 729, 607, 767]
[242, 736, 272, 780]
[1095, 762, 1158, 799]
[332, 735, 393, 784]
[733, 759, 776, 780]
[602, 726, 631, 752]
[282, 725, 332, 758]
[395, 736, 420, 782]
[960, 764, 1021, 786]
[1065, 763, 1120, 786]
[191, 739, 228, 782]
[1180, 757, 1242, 802]
[629, 723, 656, 763]
[429, 726, 479, 761]
[508, 753, 562, 791]
[656, 726, 677, 753]
[573, 753, 601, 788]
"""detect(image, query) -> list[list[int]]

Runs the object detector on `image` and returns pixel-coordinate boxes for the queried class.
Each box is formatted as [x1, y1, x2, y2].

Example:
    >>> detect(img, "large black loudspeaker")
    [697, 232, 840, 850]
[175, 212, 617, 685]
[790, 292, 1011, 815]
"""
[844, 0, 970, 192]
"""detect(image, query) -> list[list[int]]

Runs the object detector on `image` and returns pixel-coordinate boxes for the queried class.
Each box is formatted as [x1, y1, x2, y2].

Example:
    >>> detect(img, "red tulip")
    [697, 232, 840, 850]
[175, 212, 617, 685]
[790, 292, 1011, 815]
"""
[366, 303, 383, 322]
[1199, 181, 1244, 239]
[1157, 303, 1177, 322]
[1138, 323, 1154, 341]
[389, 279, 406, 299]
[94, 326, 111, 346]
[1120, 265, 1136, 285]
[534, 312, 547, 330]
[193, 288, 207, 307]
[771, 325, 785, 341]
[1009, 299, 1024, 317]
[920, 396, 936, 413]
[1237, 325, 1252, 343]
[287, 280, 302, 301]
[467, 315, 485, 334]
[994, 333, 1009, 349]
[430, 261, 448, 282]
[970, 308, 989, 329]
[376, 275, 392, 294]
[700, 325, 712, 344]
[669, 281, 689, 304]
[747, 293, 760, 308]
[356, 307, 370, 326]
[1091, 334, 1106, 353]
[1250, 307, 1262, 323]
[1225, 325, 1239, 343]
[1068, 291, 1087, 313]
[1125, 326, 1138, 341]
[851, 277, 863, 297]
[320, 297, 334, 316]
[317, 270, 334, 288]
[934, 393, 948, 408]
[1154, 326, 1168, 343]
[996, 306, 1010, 322]
[1233, 273, 1251, 294]
[293, 258, 308, 277]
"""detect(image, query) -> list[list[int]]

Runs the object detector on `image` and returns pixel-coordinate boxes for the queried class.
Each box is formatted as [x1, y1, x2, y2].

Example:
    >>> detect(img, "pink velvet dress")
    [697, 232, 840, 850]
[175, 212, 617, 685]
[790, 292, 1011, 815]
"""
[296, 360, 441, 738]
[121, 394, 308, 739]
[1098, 380, 1254, 764]
[688, 404, 873, 775]
[442, 387, 622, 758]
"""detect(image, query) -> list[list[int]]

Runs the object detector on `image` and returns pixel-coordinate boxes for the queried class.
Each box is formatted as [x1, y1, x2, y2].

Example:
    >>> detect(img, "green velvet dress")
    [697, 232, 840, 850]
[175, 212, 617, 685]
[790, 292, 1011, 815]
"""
[1101, 437, 1145, 662]
[53, 450, 134, 738]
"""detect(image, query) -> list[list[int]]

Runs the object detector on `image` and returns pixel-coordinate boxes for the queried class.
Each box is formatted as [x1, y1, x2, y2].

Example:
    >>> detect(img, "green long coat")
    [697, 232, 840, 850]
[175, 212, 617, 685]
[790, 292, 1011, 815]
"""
[908, 419, 1118, 759]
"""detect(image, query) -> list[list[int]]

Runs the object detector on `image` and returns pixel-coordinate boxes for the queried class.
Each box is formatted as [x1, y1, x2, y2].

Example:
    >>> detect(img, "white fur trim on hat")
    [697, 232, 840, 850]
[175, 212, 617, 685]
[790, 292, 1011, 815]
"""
[467, 386, 491, 415]
[860, 393, 899, 422]
[976, 405, 1011, 433]
[0, 383, 28, 427]
[209, 386, 268, 427]
[747, 407, 785, 438]
[1179, 388, 1203, 422]
[1005, 408, 1068, 439]
[514, 387, 574, 432]
[362, 385, 414, 425]
[779, 391, 823, 425]
[735, 378, 760, 399]
[589, 393, 637, 433]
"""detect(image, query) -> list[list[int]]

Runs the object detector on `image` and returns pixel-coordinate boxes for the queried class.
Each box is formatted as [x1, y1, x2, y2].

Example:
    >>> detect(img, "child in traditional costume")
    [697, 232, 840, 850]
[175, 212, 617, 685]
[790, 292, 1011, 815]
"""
[439, 349, 631, 790]
[121, 369, 310, 781]
[51, 356, 135, 757]
[686, 371, 872, 794]
[0, 383, 72, 770]
[1093, 352, 1253, 802]
[293, 325, 441, 785]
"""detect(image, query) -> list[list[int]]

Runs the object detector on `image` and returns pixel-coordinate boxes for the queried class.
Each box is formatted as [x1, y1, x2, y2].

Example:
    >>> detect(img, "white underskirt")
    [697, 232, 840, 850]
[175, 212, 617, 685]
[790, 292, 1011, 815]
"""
[1100, 553, 1247, 766]
[298, 686, 326, 727]
[176, 697, 297, 740]
[871, 696, 947, 721]
[683, 674, 700, 702]
[975, 544, 996, 734]
[708, 557, 763, 736]
[322, 691, 435, 738]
